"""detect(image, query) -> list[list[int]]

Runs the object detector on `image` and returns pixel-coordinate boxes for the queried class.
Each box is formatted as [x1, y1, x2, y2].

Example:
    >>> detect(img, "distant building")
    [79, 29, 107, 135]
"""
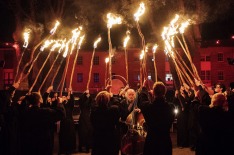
[0, 39, 234, 93]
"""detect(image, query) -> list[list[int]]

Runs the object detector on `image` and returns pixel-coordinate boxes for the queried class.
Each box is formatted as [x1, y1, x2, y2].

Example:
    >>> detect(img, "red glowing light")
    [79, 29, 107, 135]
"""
[216, 40, 220, 44]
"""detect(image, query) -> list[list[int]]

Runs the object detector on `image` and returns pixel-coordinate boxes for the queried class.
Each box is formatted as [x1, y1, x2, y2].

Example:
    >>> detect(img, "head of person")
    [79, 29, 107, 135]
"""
[125, 89, 136, 102]
[47, 97, 52, 103]
[26, 92, 43, 107]
[210, 93, 228, 110]
[153, 82, 167, 98]
[62, 96, 68, 102]
[95, 91, 111, 108]
[214, 82, 226, 93]
[54, 92, 58, 98]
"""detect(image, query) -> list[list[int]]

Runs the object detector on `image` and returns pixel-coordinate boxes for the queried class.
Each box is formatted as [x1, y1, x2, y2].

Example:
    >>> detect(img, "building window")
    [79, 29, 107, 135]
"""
[77, 73, 83, 82]
[93, 56, 99, 65]
[217, 53, 223, 62]
[77, 56, 83, 65]
[200, 56, 205, 61]
[4, 71, 13, 86]
[217, 71, 224, 81]
[206, 56, 211, 61]
[200, 70, 211, 80]
[93, 73, 99, 83]
[200, 55, 211, 61]
[165, 72, 173, 81]
[148, 73, 152, 80]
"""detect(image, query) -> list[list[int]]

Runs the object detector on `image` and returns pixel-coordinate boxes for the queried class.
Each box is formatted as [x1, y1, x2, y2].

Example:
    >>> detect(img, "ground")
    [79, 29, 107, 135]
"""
[53, 126, 195, 155]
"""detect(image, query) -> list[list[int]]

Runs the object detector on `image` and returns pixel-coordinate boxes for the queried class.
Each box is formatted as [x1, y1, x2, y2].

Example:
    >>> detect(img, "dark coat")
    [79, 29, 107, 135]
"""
[59, 94, 76, 154]
[78, 92, 93, 148]
[139, 90, 174, 155]
[174, 93, 190, 147]
[196, 105, 234, 155]
[90, 102, 120, 155]
[20, 102, 65, 155]
[0, 86, 19, 155]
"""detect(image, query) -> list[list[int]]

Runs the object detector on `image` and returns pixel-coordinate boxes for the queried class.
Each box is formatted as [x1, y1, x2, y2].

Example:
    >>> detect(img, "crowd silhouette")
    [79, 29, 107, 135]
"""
[0, 80, 234, 155]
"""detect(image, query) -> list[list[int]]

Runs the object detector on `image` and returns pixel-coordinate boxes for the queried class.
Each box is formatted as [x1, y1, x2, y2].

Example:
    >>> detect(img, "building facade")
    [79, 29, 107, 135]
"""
[0, 40, 234, 93]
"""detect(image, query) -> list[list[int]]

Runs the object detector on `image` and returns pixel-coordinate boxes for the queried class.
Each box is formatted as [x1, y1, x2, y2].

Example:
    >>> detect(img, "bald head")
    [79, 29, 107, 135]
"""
[125, 89, 136, 102]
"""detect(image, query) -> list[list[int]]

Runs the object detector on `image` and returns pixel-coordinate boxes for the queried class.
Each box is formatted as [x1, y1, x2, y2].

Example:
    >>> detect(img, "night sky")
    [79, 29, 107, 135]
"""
[0, 1, 233, 43]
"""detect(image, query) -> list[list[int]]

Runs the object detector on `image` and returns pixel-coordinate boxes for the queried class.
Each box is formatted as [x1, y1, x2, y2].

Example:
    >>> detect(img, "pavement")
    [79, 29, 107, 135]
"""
[53, 130, 195, 155]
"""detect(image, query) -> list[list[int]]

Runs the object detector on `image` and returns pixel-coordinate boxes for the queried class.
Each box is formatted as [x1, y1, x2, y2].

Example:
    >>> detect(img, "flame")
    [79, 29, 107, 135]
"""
[123, 32, 130, 48]
[50, 20, 60, 35]
[145, 46, 148, 53]
[23, 30, 30, 48]
[71, 28, 81, 44]
[105, 57, 109, 63]
[134, 2, 145, 21]
[179, 20, 190, 34]
[70, 28, 81, 54]
[40, 40, 54, 51]
[152, 44, 158, 53]
[107, 13, 122, 28]
[63, 40, 71, 58]
[170, 14, 180, 27]
[140, 50, 144, 60]
[170, 36, 175, 48]
[165, 40, 172, 52]
[162, 27, 168, 40]
[94, 37, 101, 48]
[58, 39, 66, 53]
[50, 41, 61, 51]
[78, 35, 85, 50]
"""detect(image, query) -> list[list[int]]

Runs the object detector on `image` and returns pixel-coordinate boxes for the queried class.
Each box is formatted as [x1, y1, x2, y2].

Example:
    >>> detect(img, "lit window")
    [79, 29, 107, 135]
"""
[93, 56, 99, 65]
[77, 73, 83, 82]
[165, 73, 173, 81]
[218, 71, 224, 81]
[217, 53, 223, 62]
[93, 73, 99, 83]
[77, 56, 83, 65]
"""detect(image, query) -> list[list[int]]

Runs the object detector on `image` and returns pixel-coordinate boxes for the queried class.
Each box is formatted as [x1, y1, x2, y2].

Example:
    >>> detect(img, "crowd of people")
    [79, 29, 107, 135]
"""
[0, 79, 234, 155]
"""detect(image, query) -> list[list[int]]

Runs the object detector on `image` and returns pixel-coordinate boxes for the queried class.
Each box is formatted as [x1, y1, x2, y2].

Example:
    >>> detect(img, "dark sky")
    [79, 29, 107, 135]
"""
[201, 15, 234, 40]
[0, 1, 233, 43]
[0, 3, 15, 42]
